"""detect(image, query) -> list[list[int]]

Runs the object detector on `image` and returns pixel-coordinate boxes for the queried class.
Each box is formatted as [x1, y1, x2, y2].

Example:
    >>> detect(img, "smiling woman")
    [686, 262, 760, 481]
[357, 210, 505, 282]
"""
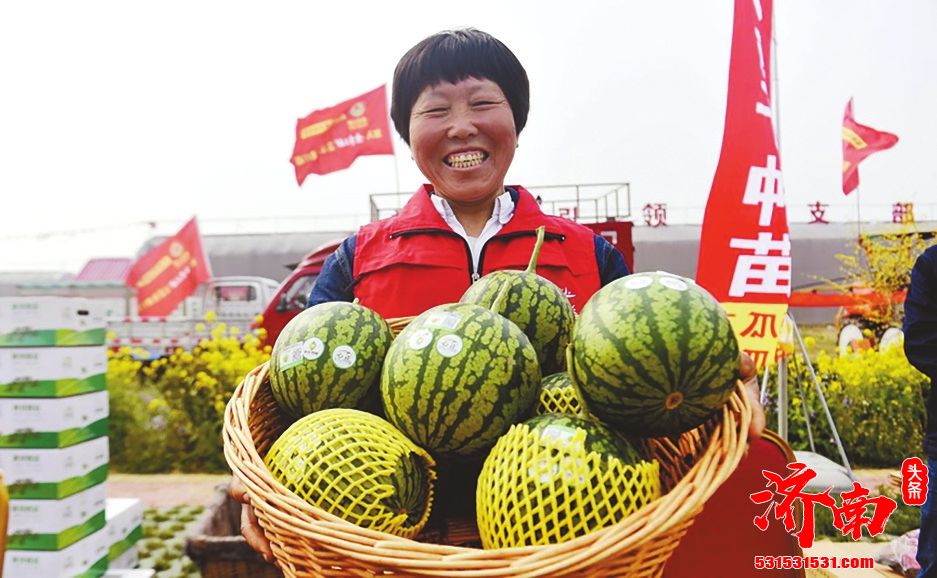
[232, 27, 765, 561]
[407, 77, 517, 233]
[307, 28, 631, 318]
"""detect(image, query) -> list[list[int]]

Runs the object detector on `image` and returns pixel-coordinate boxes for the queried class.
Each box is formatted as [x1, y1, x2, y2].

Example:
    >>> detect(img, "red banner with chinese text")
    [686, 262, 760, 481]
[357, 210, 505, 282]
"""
[126, 217, 212, 317]
[696, 0, 790, 368]
[842, 98, 899, 195]
[291, 85, 394, 185]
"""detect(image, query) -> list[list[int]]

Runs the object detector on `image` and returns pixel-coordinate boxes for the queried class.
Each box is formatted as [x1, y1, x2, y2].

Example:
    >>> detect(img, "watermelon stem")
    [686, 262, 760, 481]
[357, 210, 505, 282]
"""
[525, 226, 546, 274]
[490, 280, 512, 313]
[564, 344, 592, 420]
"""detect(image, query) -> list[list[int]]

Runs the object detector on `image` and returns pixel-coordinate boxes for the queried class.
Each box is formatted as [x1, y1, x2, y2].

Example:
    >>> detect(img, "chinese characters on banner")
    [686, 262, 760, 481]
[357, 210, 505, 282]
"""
[642, 203, 668, 227]
[892, 202, 915, 224]
[696, 0, 790, 368]
[290, 85, 394, 185]
[751, 462, 898, 548]
[807, 202, 829, 224]
[803, 203, 916, 223]
[125, 217, 212, 317]
[842, 98, 899, 195]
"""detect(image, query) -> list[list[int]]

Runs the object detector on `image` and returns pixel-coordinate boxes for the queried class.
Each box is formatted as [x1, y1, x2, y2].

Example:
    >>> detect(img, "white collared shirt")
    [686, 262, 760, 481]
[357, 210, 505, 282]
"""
[430, 189, 515, 275]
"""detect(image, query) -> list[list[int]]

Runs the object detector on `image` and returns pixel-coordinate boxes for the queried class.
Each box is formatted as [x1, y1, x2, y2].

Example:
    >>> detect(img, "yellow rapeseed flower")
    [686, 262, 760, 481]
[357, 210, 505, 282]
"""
[147, 398, 167, 412]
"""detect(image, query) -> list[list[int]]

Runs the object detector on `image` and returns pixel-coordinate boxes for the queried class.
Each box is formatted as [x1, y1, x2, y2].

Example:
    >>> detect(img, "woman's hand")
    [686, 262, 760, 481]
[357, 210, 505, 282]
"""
[229, 478, 273, 562]
[739, 352, 766, 440]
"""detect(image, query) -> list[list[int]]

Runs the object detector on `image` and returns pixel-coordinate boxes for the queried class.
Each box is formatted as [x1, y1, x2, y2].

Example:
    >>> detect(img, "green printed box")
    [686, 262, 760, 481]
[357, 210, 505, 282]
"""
[6, 482, 107, 551]
[3, 528, 109, 578]
[0, 297, 106, 348]
[109, 545, 139, 570]
[0, 390, 109, 448]
[106, 498, 144, 561]
[0, 346, 107, 397]
[0, 436, 109, 499]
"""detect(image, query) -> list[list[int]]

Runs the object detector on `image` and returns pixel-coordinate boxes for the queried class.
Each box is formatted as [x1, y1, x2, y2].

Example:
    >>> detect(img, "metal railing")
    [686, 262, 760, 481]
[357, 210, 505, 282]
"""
[369, 182, 631, 223]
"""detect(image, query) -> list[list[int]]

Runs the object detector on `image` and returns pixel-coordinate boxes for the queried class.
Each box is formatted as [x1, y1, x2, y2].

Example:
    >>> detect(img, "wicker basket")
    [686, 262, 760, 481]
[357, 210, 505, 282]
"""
[224, 362, 750, 578]
[184, 483, 283, 578]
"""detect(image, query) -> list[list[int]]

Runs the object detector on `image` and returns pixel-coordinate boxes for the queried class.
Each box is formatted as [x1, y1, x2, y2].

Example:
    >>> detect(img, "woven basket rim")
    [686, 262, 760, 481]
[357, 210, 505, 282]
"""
[223, 360, 751, 576]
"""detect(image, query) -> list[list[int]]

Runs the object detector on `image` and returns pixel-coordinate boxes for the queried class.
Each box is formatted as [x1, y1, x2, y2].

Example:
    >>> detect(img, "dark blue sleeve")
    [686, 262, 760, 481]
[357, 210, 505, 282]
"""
[594, 234, 630, 286]
[904, 246, 937, 380]
[307, 235, 357, 307]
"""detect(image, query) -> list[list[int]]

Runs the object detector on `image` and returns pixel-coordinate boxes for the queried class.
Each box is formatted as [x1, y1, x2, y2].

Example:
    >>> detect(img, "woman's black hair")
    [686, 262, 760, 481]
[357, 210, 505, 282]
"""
[390, 28, 529, 145]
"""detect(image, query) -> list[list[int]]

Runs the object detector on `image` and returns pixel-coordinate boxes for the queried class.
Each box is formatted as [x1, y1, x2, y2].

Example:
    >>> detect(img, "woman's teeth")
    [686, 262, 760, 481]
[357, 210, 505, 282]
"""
[446, 151, 486, 168]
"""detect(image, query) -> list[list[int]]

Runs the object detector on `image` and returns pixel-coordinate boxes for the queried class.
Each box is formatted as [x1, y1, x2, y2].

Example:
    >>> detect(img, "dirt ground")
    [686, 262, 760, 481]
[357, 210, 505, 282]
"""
[107, 472, 232, 508]
[853, 468, 899, 491]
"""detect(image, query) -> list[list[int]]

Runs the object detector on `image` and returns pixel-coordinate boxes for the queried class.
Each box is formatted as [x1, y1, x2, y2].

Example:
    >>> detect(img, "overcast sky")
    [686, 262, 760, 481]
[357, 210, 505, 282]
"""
[1, 0, 934, 272]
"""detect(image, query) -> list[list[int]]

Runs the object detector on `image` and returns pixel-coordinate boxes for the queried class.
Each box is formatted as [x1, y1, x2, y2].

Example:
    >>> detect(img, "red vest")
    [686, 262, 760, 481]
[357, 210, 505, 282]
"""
[353, 185, 601, 319]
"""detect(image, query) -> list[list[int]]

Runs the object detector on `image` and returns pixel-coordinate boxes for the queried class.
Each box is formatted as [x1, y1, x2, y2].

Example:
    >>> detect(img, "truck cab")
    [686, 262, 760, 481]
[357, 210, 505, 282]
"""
[257, 238, 345, 345]
[110, 276, 280, 355]
[198, 276, 281, 321]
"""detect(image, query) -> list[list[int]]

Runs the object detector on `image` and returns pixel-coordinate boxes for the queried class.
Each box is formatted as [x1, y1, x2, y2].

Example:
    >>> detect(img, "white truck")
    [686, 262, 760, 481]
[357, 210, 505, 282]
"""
[15, 276, 279, 355]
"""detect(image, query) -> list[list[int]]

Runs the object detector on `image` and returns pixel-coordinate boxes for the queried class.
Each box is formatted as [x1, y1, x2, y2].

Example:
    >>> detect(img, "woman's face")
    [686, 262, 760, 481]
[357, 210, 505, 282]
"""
[408, 77, 517, 206]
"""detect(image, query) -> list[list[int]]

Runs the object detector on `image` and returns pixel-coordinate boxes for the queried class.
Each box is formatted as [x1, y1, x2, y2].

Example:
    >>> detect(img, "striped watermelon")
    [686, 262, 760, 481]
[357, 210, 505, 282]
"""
[461, 226, 574, 374]
[522, 413, 645, 464]
[536, 371, 586, 416]
[264, 408, 435, 538]
[476, 412, 659, 548]
[269, 301, 393, 419]
[380, 302, 541, 459]
[569, 271, 739, 437]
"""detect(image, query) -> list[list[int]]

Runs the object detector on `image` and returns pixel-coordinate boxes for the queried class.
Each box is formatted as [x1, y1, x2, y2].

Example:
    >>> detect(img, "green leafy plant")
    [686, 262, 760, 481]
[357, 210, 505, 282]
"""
[831, 226, 935, 327]
[767, 342, 930, 467]
[108, 316, 271, 473]
[138, 505, 205, 577]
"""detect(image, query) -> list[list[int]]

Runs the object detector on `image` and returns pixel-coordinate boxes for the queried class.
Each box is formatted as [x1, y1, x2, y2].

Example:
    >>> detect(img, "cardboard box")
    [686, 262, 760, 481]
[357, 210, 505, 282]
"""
[3, 528, 109, 578]
[0, 297, 106, 348]
[0, 391, 109, 448]
[106, 497, 143, 561]
[0, 346, 108, 398]
[6, 482, 107, 551]
[108, 545, 140, 571]
[0, 436, 109, 499]
[104, 566, 153, 578]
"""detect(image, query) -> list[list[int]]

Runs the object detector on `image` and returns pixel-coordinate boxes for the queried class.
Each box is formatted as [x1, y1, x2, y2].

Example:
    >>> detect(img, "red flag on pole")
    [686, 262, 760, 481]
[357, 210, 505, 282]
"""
[126, 217, 212, 317]
[842, 98, 899, 195]
[290, 85, 394, 185]
[696, 0, 790, 368]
